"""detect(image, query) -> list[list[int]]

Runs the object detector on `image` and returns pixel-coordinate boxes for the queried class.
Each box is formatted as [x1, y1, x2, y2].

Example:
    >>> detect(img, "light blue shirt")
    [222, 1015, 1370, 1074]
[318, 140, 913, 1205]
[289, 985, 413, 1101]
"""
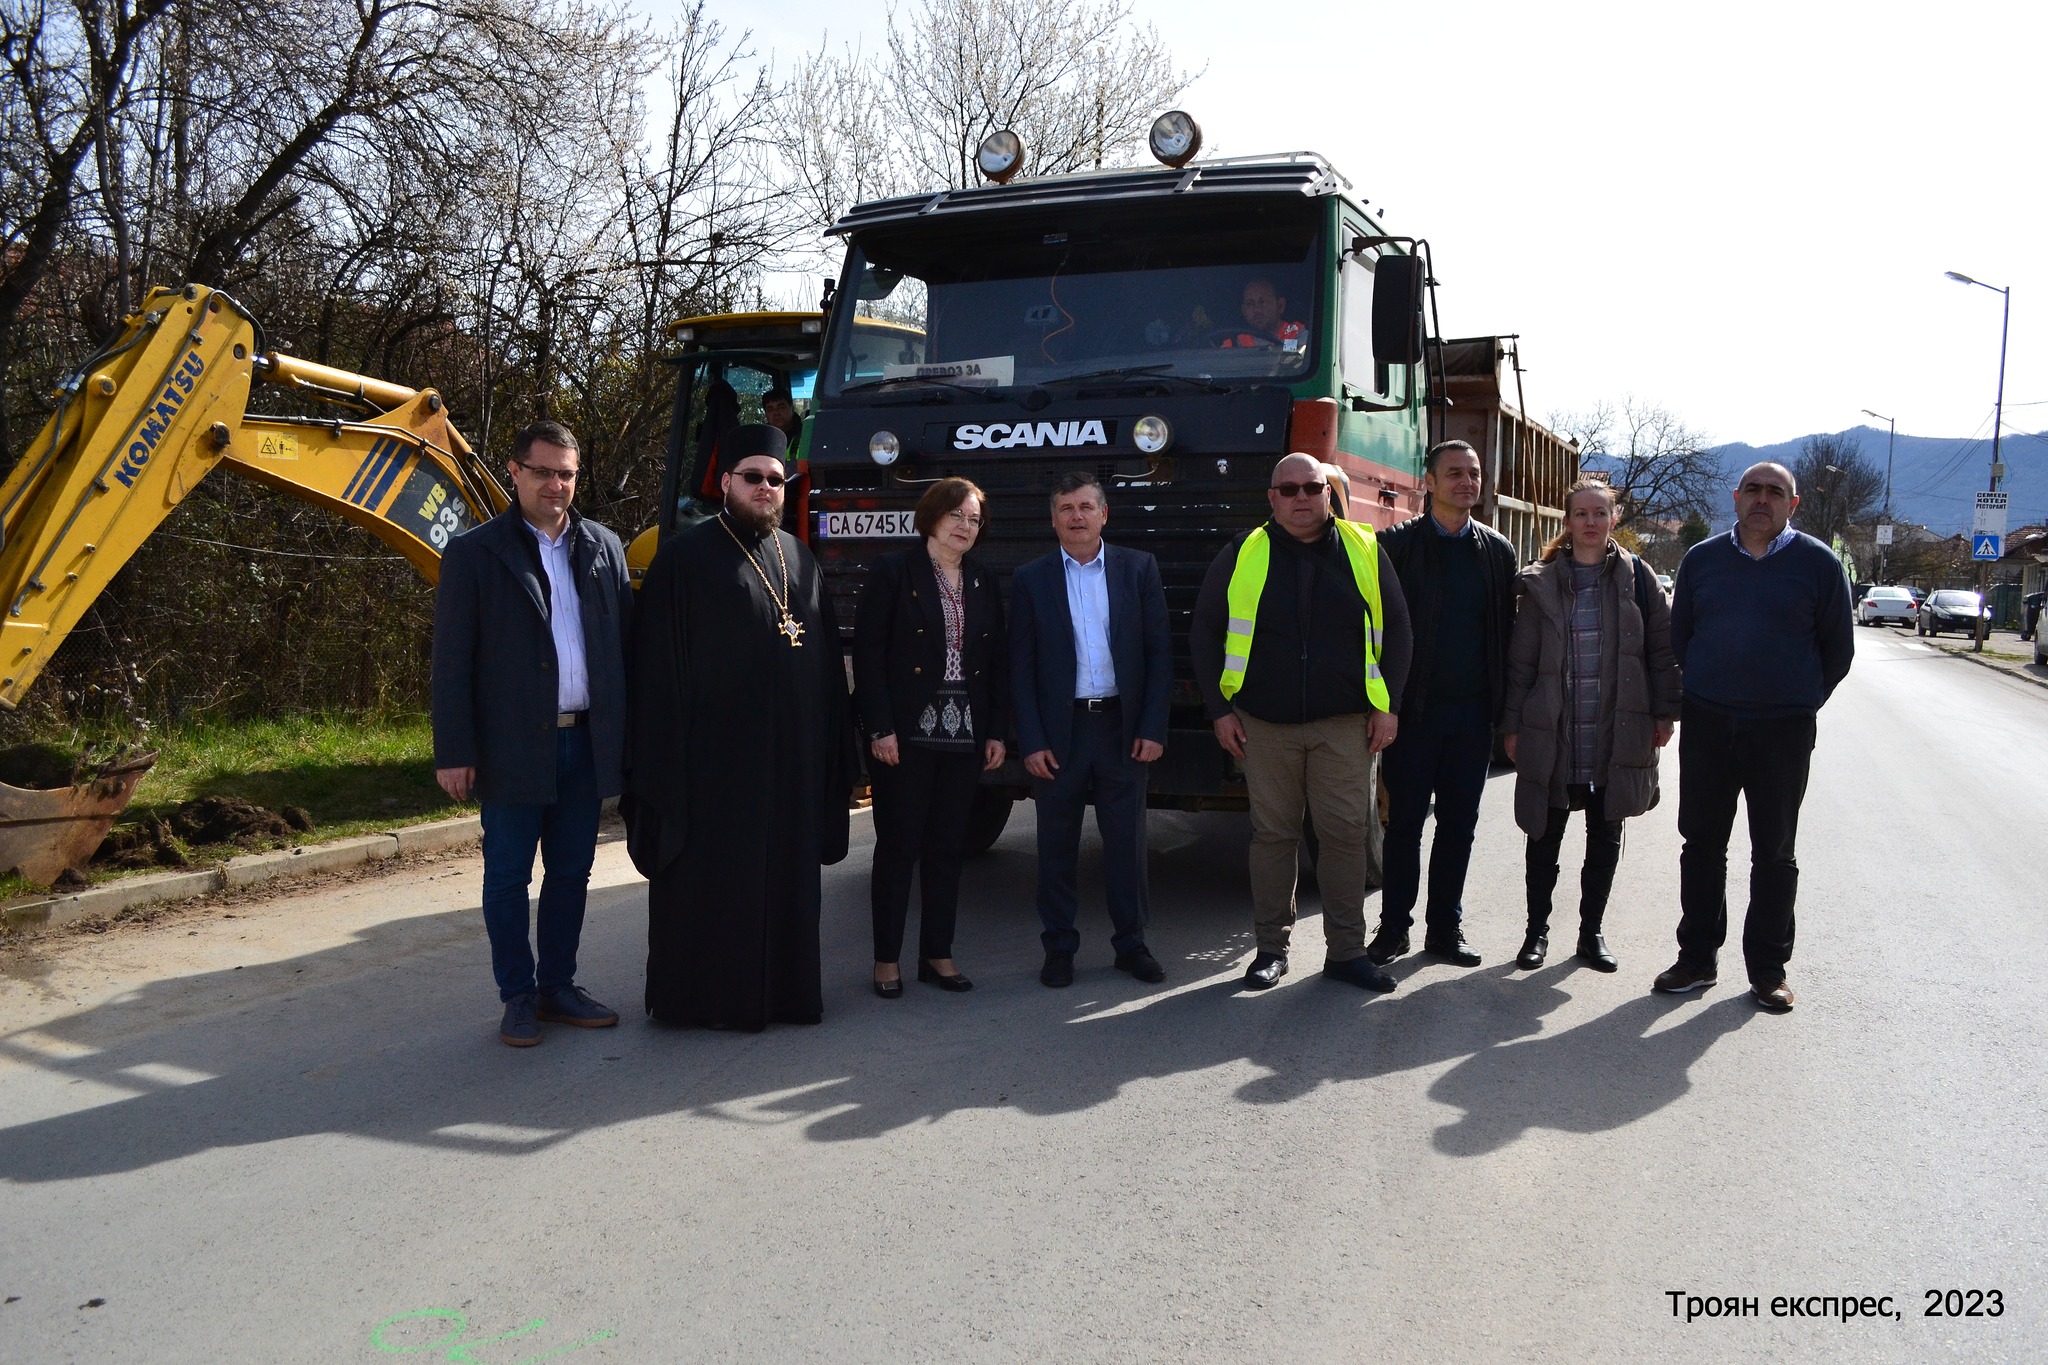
[527, 519, 590, 713]
[1729, 525, 1798, 560]
[1061, 546, 1119, 699]
[1429, 511, 1475, 538]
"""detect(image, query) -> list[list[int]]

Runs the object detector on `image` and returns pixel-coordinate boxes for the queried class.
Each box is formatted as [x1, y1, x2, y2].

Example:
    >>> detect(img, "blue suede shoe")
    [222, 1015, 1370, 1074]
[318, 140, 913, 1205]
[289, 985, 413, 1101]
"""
[499, 993, 541, 1047]
[538, 984, 619, 1028]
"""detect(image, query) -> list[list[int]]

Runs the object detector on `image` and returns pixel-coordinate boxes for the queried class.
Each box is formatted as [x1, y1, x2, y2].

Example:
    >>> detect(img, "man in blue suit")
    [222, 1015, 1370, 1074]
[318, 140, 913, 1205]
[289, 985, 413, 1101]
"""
[1010, 471, 1173, 988]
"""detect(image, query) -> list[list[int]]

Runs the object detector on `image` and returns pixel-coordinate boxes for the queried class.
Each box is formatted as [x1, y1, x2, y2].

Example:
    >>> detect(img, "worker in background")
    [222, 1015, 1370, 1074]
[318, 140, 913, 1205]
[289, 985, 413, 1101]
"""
[763, 386, 804, 460]
[432, 420, 634, 1048]
[1192, 453, 1413, 994]
[1369, 439, 1519, 970]
[1222, 277, 1305, 353]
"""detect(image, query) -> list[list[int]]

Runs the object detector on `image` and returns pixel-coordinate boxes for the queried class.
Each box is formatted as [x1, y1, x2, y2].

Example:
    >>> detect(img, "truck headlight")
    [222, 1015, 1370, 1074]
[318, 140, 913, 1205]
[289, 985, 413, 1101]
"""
[1132, 415, 1172, 454]
[976, 130, 1024, 184]
[869, 430, 901, 466]
[1148, 111, 1202, 168]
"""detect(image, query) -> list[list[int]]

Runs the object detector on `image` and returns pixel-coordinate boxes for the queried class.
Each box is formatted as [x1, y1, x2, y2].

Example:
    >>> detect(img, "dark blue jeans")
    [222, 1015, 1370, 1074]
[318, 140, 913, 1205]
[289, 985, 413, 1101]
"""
[1034, 707, 1150, 956]
[1380, 699, 1492, 937]
[478, 725, 602, 1001]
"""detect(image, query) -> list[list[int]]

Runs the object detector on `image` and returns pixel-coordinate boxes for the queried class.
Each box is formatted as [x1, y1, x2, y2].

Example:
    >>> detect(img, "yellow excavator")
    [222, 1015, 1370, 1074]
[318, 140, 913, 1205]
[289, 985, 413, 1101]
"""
[0, 282, 509, 881]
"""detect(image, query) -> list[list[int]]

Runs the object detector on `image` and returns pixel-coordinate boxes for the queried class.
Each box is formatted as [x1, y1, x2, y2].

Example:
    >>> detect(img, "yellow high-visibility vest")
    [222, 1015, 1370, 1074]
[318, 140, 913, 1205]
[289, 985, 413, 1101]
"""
[1219, 519, 1391, 712]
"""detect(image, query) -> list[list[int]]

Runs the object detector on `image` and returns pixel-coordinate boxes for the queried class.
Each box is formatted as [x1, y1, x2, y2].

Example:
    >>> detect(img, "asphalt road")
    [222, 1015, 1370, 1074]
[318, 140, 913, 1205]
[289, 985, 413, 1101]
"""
[1, 626, 2042, 1363]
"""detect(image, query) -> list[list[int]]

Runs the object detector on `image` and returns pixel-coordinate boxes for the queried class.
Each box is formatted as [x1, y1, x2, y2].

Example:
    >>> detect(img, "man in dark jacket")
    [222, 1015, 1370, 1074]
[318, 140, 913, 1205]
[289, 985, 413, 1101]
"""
[1192, 454, 1413, 993]
[1369, 439, 1519, 968]
[1010, 472, 1173, 988]
[1658, 461, 1853, 1011]
[432, 420, 633, 1047]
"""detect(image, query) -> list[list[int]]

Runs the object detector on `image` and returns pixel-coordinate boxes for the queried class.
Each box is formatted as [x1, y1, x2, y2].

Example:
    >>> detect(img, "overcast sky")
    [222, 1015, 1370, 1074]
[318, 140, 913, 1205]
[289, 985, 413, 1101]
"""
[652, 0, 2041, 451]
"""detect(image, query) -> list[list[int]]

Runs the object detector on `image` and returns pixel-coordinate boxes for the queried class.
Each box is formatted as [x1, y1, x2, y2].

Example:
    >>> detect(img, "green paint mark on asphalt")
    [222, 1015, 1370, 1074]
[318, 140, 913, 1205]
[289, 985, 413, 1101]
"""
[370, 1308, 616, 1361]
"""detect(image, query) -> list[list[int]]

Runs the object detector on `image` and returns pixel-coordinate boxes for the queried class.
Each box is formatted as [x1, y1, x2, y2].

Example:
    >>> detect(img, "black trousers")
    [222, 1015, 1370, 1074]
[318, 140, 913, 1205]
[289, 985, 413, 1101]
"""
[1525, 784, 1623, 934]
[869, 744, 984, 962]
[1675, 699, 1815, 983]
[1380, 699, 1492, 937]
[1034, 705, 1150, 956]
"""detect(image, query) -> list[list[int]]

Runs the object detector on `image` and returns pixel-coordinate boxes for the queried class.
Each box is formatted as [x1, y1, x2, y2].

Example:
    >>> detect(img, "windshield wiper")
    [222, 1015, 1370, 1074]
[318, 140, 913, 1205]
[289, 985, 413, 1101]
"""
[1040, 364, 1230, 394]
[838, 376, 1015, 404]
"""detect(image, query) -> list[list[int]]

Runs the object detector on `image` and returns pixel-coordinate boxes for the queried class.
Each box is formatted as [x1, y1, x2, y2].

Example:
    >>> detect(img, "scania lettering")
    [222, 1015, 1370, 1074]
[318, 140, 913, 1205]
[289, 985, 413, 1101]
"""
[952, 420, 1112, 451]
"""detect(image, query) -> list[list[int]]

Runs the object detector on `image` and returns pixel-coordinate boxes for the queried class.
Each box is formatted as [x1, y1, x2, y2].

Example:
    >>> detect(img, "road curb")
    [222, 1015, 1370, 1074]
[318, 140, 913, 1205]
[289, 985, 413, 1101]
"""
[1, 814, 482, 935]
[1926, 641, 2048, 690]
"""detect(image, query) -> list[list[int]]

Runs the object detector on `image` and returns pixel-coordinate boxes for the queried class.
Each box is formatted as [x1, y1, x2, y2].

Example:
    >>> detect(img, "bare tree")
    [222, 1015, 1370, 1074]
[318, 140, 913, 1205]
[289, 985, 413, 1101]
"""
[871, 0, 1191, 192]
[1788, 432, 1884, 548]
[1549, 398, 1723, 536]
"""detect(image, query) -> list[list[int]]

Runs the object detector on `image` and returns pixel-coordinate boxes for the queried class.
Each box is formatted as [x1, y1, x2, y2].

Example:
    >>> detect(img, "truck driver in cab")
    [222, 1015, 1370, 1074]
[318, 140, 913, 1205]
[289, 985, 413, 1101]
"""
[1221, 277, 1305, 352]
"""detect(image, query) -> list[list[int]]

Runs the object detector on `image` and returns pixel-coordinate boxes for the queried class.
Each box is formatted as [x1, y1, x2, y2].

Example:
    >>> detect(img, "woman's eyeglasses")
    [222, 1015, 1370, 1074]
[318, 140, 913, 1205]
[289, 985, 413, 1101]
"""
[943, 509, 983, 528]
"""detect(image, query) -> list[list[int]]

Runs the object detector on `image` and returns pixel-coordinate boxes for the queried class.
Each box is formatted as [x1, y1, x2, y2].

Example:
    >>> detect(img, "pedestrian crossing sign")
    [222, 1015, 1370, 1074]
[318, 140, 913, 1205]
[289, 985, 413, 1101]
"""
[1973, 534, 2002, 560]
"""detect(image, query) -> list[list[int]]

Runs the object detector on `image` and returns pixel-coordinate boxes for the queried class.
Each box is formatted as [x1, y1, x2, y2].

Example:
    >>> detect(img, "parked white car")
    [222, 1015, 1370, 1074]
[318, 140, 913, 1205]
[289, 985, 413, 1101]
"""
[1858, 585, 1917, 627]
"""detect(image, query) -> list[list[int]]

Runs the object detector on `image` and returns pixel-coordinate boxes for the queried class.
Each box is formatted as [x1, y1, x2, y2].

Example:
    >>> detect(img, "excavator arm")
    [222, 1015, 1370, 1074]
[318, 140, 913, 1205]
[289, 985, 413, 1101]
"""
[0, 283, 509, 709]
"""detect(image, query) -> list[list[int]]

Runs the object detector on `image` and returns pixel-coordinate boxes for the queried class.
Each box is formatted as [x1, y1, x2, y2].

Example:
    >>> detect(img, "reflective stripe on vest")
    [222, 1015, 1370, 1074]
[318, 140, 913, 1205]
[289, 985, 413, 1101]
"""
[1218, 520, 1391, 712]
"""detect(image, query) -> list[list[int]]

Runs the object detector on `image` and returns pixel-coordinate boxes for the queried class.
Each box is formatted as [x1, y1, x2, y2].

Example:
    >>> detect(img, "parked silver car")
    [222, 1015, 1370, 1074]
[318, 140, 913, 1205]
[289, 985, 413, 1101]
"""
[1859, 586, 1916, 626]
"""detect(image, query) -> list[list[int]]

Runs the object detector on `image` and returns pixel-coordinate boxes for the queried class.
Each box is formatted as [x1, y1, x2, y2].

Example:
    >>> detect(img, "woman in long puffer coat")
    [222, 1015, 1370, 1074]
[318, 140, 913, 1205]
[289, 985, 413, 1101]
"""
[1500, 478, 1682, 972]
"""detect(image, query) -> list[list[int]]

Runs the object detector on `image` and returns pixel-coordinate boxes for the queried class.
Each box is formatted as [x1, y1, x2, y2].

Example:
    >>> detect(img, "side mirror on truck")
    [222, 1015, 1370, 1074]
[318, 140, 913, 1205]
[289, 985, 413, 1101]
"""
[1371, 254, 1425, 369]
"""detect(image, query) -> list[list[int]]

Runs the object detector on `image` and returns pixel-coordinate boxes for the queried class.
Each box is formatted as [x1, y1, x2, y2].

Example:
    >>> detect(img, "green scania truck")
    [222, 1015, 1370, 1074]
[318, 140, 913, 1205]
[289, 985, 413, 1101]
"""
[653, 123, 1579, 865]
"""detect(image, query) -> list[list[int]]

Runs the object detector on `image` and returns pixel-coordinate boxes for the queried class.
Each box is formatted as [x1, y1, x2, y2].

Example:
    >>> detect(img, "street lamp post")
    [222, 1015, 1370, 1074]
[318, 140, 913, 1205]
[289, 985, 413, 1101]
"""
[1862, 408, 1895, 582]
[1945, 270, 2011, 653]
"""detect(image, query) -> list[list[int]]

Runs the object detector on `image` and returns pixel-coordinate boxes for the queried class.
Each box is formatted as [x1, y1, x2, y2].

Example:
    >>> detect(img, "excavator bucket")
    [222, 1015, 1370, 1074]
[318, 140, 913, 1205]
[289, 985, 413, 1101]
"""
[0, 751, 157, 885]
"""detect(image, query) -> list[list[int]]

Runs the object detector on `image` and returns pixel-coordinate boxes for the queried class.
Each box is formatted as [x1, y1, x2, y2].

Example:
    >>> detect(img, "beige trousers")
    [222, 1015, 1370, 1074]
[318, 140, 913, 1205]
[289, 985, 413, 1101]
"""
[1238, 709, 1375, 961]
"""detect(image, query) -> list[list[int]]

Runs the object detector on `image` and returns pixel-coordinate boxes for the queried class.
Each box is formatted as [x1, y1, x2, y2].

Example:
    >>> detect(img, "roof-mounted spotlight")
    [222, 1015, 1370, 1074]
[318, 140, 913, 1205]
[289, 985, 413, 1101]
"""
[1148, 110, 1202, 168]
[976, 129, 1025, 184]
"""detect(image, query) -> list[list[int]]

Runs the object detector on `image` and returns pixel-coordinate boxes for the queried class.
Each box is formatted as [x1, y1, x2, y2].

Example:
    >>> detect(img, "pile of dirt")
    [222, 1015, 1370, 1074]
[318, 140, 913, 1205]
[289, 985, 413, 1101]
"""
[167, 795, 313, 846]
[94, 797, 313, 869]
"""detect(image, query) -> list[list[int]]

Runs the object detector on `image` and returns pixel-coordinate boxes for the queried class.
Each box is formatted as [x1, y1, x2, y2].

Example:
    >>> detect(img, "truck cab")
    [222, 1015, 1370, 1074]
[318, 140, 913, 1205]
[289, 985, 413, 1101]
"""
[802, 153, 1434, 846]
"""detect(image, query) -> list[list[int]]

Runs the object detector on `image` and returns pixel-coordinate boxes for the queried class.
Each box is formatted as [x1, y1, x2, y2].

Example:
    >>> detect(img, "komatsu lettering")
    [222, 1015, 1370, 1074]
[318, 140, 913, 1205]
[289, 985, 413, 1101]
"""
[952, 419, 1110, 451]
[111, 348, 206, 487]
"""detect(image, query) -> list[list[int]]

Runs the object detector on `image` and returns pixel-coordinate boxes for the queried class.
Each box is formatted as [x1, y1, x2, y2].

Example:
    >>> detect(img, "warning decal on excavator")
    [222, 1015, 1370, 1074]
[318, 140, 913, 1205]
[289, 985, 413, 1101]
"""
[254, 432, 299, 460]
[388, 463, 475, 551]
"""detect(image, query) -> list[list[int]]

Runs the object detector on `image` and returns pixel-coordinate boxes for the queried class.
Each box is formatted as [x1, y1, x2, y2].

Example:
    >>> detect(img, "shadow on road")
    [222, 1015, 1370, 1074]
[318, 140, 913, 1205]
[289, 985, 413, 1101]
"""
[0, 812, 1751, 1182]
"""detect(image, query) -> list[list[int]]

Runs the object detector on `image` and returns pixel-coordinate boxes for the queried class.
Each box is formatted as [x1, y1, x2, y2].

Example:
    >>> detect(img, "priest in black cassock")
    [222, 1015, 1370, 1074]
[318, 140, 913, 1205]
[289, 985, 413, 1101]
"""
[623, 424, 853, 1030]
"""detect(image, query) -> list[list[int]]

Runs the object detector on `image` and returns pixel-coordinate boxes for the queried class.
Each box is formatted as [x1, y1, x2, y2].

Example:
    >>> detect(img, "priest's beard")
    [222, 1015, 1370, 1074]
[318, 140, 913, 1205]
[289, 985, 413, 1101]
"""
[724, 494, 780, 536]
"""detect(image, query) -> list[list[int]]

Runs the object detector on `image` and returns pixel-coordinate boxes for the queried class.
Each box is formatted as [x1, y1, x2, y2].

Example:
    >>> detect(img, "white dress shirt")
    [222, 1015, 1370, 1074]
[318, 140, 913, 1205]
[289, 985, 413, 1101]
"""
[527, 518, 590, 713]
[1061, 546, 1119, 699]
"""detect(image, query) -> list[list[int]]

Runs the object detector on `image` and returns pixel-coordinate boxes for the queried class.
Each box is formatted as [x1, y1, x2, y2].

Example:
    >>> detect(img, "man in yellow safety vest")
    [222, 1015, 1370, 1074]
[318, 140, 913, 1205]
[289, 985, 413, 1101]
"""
[1190, 453, 1415, 993]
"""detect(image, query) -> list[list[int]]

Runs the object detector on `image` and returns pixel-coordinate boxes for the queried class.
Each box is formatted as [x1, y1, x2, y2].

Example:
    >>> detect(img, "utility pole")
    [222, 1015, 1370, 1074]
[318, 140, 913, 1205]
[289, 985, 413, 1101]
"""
[1862, 408, 1895, 583]
[1946, 272, 2011, 653]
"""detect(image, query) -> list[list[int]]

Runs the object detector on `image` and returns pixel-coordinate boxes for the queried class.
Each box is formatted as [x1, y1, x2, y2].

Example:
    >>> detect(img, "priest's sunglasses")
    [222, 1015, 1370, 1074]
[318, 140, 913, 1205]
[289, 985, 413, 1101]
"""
[732, 469, 787, 488]
[1272, 479, 1328, 498]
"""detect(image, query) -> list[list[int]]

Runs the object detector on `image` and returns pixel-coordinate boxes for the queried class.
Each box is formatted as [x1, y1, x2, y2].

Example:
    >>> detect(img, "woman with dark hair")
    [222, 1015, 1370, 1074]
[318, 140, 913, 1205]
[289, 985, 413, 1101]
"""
[1500, 478, 1681, 972]
[853, 477, 1009, 997]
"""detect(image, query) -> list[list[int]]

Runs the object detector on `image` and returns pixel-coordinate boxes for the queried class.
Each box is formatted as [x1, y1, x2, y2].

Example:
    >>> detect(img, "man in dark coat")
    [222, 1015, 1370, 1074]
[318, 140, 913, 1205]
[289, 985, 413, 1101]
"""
[1009, 472, 1173, 988]
[432, 419, 633, 1047]
[1369, 439, 1519, 969]
[624, 424, 853, 1030]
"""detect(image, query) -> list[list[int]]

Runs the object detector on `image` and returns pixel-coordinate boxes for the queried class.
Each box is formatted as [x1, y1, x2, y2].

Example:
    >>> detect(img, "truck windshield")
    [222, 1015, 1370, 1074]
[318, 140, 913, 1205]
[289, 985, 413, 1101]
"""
[821, 198, 1323, 398]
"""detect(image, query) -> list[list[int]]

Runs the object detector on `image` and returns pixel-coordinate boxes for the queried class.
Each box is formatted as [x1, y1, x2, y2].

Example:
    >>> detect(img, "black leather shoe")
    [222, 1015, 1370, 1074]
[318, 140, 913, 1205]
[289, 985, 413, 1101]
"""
[1040, 950, 1075, 988]
[873, 967, 903, 999]
[1423, 931, 1482, 967]
[1516, 931, 1549, 970]
[1243, 952, 1288, 990]
[917, 960, 973, 992]
[1323, 956, 1397, 993]
[1364, 928, 1410, 966]
[1114, 948, 1166, 983]
[1576, 933, 1617, 972]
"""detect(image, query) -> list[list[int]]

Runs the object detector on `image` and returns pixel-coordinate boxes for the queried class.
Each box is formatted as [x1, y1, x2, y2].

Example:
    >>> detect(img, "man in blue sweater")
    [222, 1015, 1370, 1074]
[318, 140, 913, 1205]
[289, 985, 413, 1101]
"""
[1658, 462, 1853, 1011]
